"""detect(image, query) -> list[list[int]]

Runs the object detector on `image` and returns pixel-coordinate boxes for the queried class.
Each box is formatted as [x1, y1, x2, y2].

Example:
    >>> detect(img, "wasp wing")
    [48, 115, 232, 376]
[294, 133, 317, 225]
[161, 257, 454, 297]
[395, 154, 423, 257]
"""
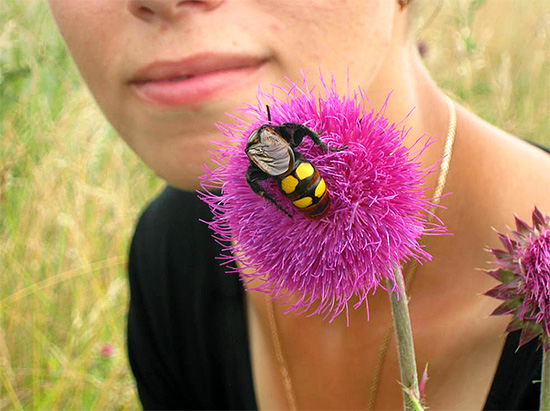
[247, 129, 294, 176]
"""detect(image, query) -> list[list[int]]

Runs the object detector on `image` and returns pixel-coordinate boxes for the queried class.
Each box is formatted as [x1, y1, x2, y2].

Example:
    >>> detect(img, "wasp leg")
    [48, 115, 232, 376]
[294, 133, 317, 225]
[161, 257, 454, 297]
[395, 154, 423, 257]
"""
[299, 128, 347, 152]
[328, 144, 348, 152]
[278, 123, 324, 149]
[245, 164, 293, 218]
[299, 125, 329, 150]
[300, 127, 347, 153]
[280, 123, 347, 153]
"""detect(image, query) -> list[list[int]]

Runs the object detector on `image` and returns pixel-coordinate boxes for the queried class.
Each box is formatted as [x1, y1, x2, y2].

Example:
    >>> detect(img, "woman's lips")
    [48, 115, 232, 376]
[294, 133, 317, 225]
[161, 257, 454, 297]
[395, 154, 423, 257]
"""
[130, 61, 265, 106]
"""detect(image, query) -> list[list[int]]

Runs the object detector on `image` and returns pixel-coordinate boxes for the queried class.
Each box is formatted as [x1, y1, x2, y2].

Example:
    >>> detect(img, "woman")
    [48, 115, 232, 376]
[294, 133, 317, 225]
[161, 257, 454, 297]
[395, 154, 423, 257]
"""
[48, 0, 550, 409]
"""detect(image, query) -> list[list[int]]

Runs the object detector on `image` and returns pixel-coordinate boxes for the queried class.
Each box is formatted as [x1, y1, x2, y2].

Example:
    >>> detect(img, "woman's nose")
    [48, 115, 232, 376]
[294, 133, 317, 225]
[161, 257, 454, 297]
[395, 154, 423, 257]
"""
[128, 0, 224, 23]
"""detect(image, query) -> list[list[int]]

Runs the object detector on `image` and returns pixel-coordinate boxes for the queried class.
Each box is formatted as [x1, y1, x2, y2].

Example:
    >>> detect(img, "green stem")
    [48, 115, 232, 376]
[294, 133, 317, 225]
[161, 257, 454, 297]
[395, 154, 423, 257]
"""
[387, 266, 424, 411]
[541, 349, 550, 410]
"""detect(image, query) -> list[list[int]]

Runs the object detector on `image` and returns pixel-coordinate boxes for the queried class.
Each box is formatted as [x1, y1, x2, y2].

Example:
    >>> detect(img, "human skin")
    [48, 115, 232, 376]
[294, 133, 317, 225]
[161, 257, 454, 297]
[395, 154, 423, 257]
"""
[48, 0, 550, 409]
[47, 0, 444, 190]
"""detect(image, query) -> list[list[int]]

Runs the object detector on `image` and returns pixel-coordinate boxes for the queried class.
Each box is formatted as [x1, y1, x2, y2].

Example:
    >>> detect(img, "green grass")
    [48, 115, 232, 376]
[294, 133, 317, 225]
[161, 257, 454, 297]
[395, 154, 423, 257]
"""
[0, 0, 548, 409]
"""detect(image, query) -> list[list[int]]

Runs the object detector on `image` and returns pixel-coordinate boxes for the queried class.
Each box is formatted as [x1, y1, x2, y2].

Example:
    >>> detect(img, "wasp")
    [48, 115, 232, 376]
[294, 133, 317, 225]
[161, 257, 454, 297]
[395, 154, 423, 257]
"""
[245, 106, 346, 219]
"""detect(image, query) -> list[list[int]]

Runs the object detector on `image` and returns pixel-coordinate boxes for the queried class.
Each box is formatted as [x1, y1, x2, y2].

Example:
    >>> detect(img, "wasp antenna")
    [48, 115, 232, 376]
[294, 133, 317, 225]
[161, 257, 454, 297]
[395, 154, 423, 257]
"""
[266, 105, 271, 123]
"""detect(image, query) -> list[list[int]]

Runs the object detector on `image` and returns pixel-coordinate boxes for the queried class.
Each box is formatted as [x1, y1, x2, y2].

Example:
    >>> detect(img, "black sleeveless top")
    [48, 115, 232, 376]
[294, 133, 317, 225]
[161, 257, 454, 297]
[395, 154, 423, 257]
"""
[127, 185, 544, 410]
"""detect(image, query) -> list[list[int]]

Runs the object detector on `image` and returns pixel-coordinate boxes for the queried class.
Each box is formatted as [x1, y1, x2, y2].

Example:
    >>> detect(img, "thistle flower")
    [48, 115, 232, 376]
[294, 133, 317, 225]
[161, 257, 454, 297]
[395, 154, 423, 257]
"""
[99, 343, 114, 358]
[485, 207, 550, 351]
[199, 73, 446, 325]
[417, 41, 429, 58]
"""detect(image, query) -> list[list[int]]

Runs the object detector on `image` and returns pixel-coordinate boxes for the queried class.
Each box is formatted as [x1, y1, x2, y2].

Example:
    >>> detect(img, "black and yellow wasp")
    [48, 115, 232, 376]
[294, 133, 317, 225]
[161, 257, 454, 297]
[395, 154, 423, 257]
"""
[245, 106, 346, 219]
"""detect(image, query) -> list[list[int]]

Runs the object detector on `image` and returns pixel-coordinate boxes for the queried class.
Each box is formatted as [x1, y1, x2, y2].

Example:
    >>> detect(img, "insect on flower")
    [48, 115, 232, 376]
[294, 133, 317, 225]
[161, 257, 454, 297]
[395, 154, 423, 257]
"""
[245, 105, 347, 219]
[199, 73, 446, 324]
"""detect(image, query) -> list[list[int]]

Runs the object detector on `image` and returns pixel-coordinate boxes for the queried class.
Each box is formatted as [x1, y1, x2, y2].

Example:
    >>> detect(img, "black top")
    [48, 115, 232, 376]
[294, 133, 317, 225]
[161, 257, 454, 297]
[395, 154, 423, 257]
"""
[127, 186, 543, 410]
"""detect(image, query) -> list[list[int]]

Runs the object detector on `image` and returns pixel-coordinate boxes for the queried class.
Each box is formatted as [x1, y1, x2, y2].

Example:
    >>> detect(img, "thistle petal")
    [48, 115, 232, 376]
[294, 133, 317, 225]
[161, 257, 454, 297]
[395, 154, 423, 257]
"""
[511, 229, 528, 243]
[491, 301, 518, 316]
[486, 268, 516, 284]
[485, 284, 516, 300]
[533, 207, 545, 230]
[517, 325, 539, 350]
[419, 364, 429, 401]
[484, 268, 504, 282]
[497, 233, 516, 253]
[490, 248, 510, 262]
[514, 215, 531, 235]
[499, 269, 518, 284]
[505, 319, 524, 333]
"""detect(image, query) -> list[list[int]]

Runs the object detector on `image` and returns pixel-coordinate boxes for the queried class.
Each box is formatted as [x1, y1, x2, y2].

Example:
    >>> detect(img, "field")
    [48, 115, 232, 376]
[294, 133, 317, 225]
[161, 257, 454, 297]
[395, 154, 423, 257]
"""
[1, 0, 548, 409]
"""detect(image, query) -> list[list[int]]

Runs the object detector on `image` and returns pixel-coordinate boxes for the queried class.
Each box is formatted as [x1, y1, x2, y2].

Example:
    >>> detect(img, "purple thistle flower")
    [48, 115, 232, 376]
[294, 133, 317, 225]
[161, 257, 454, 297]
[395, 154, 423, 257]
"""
[100, 343, 114, 358]
[484, 207, 550, 350]
[199, 73, 446, 325]
[417, 41, 429, 58]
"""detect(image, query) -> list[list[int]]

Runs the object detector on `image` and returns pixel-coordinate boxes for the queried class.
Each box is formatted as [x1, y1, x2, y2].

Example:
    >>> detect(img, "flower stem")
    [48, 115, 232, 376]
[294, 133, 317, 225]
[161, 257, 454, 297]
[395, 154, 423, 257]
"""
[541, 349, 550, 410]
[387, 266, 424, 411]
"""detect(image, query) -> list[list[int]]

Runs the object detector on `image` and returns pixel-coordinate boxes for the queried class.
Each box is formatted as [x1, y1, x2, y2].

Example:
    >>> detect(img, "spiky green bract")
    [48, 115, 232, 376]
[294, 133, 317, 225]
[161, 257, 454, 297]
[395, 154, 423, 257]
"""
[199, 73, 446, 325]
[485, 207, 550, 351]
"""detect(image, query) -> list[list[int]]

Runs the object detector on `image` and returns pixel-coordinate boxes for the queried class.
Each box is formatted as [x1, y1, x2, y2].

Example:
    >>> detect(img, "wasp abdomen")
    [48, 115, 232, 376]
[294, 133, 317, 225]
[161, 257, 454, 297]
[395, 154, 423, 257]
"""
[277, 159, 330, 218]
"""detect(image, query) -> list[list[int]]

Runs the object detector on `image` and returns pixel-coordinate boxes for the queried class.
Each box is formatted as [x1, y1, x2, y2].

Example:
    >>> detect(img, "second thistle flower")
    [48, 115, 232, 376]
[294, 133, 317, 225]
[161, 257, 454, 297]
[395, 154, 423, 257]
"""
[485, 207, 550, 350]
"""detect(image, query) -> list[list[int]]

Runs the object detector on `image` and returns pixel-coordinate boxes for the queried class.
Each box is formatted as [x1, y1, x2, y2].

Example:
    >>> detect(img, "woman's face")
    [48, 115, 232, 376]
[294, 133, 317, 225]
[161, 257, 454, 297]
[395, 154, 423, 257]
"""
[48, 0, 398, 189]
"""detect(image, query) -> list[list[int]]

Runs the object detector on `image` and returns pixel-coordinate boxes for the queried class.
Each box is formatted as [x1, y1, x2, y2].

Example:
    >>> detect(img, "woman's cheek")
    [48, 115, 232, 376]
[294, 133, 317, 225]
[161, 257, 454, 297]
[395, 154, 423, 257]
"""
[49, 1, 123, 99]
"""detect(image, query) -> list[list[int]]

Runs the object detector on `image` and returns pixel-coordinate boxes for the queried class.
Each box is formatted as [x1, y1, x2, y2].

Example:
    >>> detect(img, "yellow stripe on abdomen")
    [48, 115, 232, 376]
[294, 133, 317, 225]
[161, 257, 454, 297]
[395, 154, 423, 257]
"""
[295, 162, 314, 180]
[314, 178, 326, 198]
[293, 196, 313, 208]
[281, 175, 299, 194]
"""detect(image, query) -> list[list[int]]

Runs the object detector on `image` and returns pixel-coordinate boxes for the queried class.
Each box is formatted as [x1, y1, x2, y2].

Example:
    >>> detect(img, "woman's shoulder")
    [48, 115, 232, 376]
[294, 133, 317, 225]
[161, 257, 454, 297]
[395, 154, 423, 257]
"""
[132, 186, 203, 238]
[425, 103, 549, 339]
[453, 105, 550, 227]
[129, 185, 240, 298]
[126, 187, 248, 409]
[130, 185, 219, 259]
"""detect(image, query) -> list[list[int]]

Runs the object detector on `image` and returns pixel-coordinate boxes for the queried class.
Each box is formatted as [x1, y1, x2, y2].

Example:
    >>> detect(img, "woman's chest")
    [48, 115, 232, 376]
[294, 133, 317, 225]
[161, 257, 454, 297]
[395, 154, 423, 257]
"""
[244, 277, 509, 410]
[241, 207, 514, 410]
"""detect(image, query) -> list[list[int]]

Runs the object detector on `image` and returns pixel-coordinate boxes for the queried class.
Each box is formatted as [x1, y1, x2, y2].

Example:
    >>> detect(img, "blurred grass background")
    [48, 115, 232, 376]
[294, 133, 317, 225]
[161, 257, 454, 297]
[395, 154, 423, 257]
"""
[0, 0, 548, 409]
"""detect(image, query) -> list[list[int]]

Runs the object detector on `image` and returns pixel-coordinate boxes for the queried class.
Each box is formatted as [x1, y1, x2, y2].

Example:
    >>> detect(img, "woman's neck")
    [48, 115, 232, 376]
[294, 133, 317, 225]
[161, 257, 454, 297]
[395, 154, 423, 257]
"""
[364, 39, 455, 212]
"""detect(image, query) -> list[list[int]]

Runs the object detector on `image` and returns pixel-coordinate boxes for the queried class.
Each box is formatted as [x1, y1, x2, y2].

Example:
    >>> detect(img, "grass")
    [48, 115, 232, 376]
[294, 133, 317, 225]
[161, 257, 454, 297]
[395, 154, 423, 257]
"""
[0, 0, 548, 409]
